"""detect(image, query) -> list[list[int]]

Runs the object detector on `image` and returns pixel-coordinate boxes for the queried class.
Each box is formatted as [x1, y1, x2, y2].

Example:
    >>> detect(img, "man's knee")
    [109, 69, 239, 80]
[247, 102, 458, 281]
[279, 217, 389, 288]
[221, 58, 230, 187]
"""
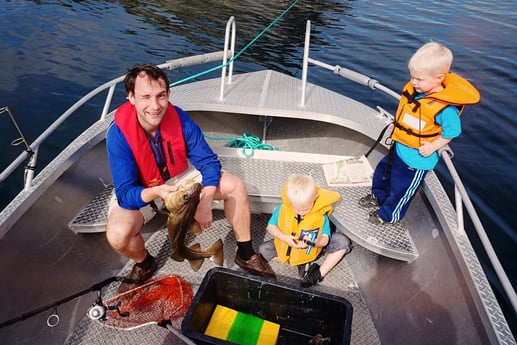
[106, 209, 143, 249]
[220, 172, 248, 198]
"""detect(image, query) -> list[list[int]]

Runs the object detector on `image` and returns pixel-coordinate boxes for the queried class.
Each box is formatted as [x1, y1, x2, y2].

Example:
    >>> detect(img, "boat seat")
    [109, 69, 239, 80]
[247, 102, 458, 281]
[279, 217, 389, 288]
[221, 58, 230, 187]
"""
[68, 183, 114, 234]
[68, 147, 418, 262]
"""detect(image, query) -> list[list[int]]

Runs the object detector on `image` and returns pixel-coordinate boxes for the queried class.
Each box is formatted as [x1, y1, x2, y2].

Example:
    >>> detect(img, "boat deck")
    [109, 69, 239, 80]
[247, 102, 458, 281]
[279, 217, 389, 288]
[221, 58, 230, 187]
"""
[65, 209, 381, 345]
[63, 148, 418, 344]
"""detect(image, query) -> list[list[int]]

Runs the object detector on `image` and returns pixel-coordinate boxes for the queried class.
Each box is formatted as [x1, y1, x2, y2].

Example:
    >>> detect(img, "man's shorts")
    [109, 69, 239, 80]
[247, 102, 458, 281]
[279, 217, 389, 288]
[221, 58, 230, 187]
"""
[108, 166, 202, 224]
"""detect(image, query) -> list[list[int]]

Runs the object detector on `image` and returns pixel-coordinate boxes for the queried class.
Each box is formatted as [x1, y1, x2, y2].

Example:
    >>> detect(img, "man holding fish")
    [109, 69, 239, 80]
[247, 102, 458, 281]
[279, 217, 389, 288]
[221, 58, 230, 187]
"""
[106, 64, 275, 293]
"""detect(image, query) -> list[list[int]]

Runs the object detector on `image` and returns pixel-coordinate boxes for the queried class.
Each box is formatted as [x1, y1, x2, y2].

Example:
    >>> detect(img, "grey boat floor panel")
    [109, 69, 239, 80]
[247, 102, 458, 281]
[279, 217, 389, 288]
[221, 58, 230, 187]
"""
[65, 211, 381, 345]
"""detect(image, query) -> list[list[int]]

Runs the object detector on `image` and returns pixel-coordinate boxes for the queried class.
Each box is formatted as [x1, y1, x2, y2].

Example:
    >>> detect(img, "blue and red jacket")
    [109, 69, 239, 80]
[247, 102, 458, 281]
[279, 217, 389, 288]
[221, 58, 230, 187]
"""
[106, 102, 221, 210]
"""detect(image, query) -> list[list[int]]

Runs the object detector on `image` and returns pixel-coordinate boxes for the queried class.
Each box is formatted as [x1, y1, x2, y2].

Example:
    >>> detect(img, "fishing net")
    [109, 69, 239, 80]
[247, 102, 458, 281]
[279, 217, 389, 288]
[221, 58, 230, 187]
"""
[101, 275, 193, 330]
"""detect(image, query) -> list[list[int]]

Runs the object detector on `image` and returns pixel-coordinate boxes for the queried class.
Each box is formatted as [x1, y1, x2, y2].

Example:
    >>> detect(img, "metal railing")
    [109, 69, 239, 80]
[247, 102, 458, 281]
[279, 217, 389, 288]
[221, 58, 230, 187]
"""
[0, 35, 234, 192]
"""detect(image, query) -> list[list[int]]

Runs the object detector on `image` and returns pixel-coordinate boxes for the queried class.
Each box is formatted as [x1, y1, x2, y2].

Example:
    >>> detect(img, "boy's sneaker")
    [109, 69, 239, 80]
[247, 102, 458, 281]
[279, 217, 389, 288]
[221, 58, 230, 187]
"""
[367, 210, 385, 226]
[297, 263, 309, 277]
[117, 256, 158, 294]
[301, 263, 323, 288]
[359, 194, 379, 208]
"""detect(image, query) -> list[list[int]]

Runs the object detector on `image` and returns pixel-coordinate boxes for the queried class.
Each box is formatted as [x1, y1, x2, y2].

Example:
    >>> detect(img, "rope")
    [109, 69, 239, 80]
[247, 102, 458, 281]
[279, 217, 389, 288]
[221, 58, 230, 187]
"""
[170, 0, 300, 87]
[204, 133, 278, 157]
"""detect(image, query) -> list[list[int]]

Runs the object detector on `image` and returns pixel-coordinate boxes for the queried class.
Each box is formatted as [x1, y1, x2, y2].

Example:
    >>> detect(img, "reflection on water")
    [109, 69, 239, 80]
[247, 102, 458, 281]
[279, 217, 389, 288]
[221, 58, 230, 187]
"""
[0, 0, 516, 334]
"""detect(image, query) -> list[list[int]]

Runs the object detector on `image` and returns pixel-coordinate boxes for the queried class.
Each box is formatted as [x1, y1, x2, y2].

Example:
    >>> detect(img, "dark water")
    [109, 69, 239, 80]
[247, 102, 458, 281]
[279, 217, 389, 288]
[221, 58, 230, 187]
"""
[1, 0, 515, 332]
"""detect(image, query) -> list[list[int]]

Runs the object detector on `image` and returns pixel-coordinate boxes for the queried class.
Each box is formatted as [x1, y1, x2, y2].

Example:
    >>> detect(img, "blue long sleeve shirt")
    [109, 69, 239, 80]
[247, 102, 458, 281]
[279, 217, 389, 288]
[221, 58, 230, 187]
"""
[106, 104, 221, 210]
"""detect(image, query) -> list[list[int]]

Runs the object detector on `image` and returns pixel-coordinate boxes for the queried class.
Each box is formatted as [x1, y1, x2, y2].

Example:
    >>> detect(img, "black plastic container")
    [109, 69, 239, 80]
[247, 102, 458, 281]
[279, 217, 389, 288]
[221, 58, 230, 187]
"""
[181, 267, 353, 345]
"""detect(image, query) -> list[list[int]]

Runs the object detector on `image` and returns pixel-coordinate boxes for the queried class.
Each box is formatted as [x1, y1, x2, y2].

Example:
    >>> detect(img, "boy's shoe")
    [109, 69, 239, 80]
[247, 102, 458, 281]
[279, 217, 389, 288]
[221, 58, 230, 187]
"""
[235, 253, 276, 280]
[367, 210, 385, 225]
[117, 256, 158, 294]
[301, 263, 323, 288]
[358, 194, 379, 208]
[297, 263, 309, 277]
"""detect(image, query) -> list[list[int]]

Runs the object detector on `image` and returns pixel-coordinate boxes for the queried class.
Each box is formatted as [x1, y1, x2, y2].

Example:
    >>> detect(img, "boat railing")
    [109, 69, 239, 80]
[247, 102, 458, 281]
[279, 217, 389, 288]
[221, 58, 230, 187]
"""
[0, 54, 232, 192]
[301, 19, 517, 314]
[0, 15, 237, 192]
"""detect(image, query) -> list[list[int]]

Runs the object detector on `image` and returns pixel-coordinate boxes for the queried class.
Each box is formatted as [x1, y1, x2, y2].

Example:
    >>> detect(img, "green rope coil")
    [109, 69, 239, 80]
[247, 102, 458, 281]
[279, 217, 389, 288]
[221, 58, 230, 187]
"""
[204, 133, 278, 157]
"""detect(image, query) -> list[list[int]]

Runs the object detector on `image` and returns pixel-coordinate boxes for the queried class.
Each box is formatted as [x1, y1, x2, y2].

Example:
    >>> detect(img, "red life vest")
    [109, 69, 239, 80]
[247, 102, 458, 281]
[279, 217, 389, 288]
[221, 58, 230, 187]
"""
[114, 102, 188, 187]
[392, 72, 480, 148]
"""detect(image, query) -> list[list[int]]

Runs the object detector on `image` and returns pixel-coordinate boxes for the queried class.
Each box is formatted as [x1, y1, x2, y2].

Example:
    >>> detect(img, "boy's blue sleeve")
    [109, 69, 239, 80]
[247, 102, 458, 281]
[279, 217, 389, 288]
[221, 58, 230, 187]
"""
[436, 106, 461, 139]
[321, 214, 332, 238]
[176, 106, 222, 187]
[268, 205, 282, 226]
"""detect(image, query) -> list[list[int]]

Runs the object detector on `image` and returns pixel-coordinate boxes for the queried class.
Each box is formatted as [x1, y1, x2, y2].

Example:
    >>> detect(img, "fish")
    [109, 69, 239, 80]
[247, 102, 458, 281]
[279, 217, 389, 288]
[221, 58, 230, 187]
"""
[164, 179, 224, 271]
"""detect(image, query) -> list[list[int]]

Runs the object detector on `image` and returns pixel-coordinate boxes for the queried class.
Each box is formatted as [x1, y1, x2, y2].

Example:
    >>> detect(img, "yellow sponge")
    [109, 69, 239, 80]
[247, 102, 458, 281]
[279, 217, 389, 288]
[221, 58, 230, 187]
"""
[204, 305, 280, 345]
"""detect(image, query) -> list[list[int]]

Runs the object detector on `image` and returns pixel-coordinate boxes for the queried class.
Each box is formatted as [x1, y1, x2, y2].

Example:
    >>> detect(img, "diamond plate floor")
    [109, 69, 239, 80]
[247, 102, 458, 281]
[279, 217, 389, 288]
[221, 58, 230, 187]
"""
[65, 210, 381, 345]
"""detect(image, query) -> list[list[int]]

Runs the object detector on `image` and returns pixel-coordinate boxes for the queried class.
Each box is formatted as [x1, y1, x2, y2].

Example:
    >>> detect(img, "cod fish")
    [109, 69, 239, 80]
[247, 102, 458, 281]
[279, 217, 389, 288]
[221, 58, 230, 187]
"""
[164, 179, 224, 271]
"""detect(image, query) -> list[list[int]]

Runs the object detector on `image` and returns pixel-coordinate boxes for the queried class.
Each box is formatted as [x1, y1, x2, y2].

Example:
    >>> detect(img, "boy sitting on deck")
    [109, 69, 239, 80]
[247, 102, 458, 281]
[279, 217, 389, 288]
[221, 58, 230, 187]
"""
[259, 174, 351, 287]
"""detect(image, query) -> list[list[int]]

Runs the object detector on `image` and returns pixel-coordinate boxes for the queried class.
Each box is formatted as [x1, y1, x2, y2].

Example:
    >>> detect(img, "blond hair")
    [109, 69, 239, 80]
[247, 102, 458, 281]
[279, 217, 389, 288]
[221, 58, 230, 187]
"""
[408, 42, 453, 75]
[285, 174, 317, 205]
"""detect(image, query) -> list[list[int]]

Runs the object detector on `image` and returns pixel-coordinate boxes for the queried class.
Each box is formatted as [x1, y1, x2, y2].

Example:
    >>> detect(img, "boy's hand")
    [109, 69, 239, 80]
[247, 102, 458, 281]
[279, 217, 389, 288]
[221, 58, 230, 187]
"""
[420, 137, 452, 157]
[419, 141, 435, 157]
[289, 235, 307, 249]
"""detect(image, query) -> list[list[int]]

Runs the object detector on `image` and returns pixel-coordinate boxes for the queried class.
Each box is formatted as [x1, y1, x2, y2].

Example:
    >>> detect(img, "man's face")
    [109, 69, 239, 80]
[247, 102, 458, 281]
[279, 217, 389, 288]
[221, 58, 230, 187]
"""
[127, 73, 170, 133]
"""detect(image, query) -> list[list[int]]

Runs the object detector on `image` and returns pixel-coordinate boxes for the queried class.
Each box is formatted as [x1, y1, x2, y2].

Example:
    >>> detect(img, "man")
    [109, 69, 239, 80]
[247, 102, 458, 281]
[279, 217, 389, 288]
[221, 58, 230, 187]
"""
[106, 64, 274, 293]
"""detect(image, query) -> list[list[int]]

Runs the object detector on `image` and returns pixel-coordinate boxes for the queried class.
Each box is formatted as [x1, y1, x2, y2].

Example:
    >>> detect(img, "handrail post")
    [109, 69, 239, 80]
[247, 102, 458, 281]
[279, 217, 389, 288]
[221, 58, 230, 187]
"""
[23, 148, 38, 191]
[455, 186, 464, 232]
[101, 85, 116, 121]
[220, 16, 236, 100]
[301, 20, 311, 107]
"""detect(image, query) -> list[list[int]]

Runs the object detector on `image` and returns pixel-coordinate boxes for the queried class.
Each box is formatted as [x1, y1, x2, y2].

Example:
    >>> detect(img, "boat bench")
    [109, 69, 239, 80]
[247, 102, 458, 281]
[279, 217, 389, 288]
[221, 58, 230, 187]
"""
[68, 147, 418, 262]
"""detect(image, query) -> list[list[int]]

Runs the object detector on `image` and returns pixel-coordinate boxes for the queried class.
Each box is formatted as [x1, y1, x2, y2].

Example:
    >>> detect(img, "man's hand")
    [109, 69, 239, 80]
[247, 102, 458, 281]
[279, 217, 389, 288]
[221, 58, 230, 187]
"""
[142, 184, 178, 203]
[194, 186, 216, 230]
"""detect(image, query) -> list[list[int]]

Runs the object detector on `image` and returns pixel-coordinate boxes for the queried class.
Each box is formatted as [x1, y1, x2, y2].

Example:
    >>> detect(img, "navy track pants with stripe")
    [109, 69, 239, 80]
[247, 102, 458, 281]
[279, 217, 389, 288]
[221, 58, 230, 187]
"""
[372, 149, 428, 223]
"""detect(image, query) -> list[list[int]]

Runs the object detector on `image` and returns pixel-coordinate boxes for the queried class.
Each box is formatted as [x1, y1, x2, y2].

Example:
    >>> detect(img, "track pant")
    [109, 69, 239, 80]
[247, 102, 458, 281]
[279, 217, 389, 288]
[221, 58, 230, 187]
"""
[372, 149, 428, 223]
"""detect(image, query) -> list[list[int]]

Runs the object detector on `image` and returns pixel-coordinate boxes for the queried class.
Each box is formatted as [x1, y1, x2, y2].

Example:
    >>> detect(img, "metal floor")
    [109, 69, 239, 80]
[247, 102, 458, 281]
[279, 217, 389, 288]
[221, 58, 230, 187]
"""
[64, 210, 381, 345]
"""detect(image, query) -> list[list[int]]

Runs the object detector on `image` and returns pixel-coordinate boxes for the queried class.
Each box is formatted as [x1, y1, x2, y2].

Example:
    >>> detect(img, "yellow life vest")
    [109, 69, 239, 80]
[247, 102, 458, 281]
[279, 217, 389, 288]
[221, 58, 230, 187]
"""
[391, 72, 480, 148]
[274, 186, 340, 266]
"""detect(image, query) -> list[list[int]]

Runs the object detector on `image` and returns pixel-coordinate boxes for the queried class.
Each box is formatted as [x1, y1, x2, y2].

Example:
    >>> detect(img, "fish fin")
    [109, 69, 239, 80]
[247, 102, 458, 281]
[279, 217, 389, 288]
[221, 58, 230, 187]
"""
[170, 251, 185, 262]
[188, 258, 204, 271]
[189, 221, 203, 235]
[189, 242, 202, 251]
[208, 239, 224, 266]
[186, 243, 205, 271]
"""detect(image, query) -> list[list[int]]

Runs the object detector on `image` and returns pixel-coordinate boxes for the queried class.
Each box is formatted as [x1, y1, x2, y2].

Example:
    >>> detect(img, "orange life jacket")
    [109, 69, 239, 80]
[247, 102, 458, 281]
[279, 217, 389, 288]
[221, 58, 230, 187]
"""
[114, 102, 188, 187]
[274, 186, 340, 265]
[391, 72, 480, 148]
